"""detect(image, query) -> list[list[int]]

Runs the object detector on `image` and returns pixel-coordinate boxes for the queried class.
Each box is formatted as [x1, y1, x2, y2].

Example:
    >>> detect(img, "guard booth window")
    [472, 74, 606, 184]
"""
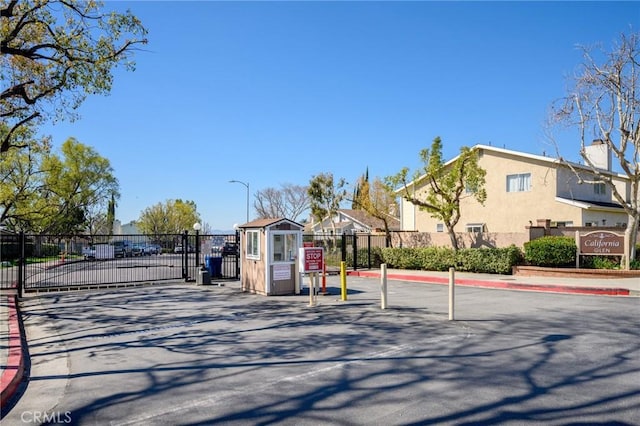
[247, 230, 260, 260]
[272, 234, 297, 262]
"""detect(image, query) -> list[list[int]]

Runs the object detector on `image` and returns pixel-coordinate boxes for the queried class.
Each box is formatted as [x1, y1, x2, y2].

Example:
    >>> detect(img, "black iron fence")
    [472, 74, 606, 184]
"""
[1, 230, 384, 293]
[302, 233, 390, 271]
[1, 232, 239, 294]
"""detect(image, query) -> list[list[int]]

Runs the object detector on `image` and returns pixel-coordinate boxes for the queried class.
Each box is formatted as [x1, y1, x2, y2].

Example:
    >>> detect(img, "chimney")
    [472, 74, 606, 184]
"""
[584, 139, 611, 171]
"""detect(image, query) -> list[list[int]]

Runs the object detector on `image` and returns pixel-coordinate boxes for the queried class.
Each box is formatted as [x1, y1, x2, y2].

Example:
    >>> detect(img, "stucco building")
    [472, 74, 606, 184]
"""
[397, 142, 632, 245]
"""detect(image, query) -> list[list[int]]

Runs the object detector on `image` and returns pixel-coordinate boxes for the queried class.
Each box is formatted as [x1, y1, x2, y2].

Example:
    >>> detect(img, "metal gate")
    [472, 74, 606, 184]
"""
[0, 232, 239, 295]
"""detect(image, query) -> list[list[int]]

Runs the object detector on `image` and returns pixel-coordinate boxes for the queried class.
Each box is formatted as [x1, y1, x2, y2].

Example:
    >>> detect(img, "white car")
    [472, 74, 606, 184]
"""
[82, 246, 96, 259]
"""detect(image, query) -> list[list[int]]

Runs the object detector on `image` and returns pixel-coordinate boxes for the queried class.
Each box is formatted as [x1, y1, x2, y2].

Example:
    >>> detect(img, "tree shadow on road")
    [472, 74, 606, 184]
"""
[11, 284, 640, 425]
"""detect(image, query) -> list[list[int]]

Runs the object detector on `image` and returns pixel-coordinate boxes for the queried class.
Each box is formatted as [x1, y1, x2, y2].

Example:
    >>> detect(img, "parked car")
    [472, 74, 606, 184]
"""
[112, 240, 133, 258]
[174, 244, 194, 254]
[131, 244, 145, 256]
[222, 242, 239, 256]
[143, 244, 160, 255]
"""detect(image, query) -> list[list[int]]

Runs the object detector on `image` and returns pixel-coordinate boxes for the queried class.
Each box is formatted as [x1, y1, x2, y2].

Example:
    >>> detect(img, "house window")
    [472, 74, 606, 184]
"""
[436, 223, 444, 232]
[552, 221, 573, 227]
[466, 223, 485, 233]
[246, 230, 260, 260]
[593, 181, 606, 195]
[464, 183, 473, 194]
[506, 173, 531, 192]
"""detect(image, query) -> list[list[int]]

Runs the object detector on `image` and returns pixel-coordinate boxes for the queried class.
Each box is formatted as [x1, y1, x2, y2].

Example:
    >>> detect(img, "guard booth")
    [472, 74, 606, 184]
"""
[238, 218, 303, 296]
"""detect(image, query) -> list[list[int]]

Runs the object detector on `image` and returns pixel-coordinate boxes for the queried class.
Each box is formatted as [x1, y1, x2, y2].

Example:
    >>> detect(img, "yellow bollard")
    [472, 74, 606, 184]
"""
[340, 261, 347, 301]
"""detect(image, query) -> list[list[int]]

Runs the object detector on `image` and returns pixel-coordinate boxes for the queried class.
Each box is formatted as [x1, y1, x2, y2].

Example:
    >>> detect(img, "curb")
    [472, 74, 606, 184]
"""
[347, 271, 632, 296]
[0, 295, 25, 409]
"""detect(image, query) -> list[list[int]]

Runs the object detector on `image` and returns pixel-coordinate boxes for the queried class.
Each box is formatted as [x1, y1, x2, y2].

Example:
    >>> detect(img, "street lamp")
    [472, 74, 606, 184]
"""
[193, 222, 201, 268]
[229, 180, 249, 223]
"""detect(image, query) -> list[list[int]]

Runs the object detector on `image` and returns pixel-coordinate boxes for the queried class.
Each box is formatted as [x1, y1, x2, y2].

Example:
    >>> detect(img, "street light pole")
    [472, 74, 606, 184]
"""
[229, 180, 249, 223]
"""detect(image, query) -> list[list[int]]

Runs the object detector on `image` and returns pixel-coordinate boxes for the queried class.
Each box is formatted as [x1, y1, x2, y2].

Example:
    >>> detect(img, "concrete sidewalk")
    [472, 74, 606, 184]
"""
[1, 269, 638, 417]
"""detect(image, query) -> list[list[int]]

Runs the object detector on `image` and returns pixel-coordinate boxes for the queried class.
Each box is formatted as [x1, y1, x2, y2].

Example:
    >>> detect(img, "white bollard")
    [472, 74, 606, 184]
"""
[309, 273, 315, 307]
[381, 263, 388, 309]
[448, 267, 455, 321]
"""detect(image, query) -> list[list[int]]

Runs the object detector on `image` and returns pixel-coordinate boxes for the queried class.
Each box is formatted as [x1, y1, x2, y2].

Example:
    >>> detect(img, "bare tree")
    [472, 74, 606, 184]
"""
[254, 183, 310, 222]
[552, 31, 640, 268]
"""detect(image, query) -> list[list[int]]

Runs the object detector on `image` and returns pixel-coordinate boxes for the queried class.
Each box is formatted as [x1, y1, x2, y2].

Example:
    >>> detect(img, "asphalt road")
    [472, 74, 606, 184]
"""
[4, 276, 640, 425]
[20, 254, 237, 290]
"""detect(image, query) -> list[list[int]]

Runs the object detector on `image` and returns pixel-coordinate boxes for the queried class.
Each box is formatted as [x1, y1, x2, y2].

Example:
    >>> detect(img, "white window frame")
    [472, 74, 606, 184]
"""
[465, 223, 485, 233]
[593, 181, 606, 195]
[436, 223, 444, 233]
[506, 173, 531, 192]
[246, 230, 260, 260]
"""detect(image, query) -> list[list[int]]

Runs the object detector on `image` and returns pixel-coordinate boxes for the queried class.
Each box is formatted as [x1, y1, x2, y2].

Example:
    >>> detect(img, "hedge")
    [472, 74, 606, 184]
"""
[380, 245, 523, 275]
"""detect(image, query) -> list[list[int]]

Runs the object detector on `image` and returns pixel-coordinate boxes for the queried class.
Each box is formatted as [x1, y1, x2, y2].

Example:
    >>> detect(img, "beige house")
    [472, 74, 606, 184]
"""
[398, 142, 631, 241]
[309, 209, 400, 235]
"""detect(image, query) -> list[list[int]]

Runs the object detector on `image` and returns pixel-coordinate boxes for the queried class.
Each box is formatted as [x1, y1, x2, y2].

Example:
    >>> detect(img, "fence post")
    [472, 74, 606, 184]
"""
[353, 233, 358, 271]
[182, 230, 188, 280]
[18, 231, 25, 299]
[367, 234, 372, 269]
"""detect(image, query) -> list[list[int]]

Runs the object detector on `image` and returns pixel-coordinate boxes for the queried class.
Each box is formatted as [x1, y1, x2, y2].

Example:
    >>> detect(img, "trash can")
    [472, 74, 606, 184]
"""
[197, 267, 211, 285]
[210, 256, 223, 278]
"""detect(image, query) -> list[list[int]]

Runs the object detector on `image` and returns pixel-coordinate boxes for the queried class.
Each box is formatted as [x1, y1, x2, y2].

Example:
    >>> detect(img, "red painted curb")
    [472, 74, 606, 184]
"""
[1, 295, 24, 409]
[348, 271, 631, 296]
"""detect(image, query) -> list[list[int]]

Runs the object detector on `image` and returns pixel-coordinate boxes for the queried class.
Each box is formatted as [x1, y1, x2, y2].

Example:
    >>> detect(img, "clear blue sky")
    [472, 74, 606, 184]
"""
[38, 1, 639, 231]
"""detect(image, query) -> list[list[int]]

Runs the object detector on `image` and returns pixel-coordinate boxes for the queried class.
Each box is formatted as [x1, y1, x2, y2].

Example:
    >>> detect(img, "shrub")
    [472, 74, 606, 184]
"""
[381, 245, 523, 274]
[590, 256, 621, 270]
[418, 247, 456, 271]
[40, 243, 60, 257]
[381, 247, 422, 269]
[457, 245, 523, 274]
[524, 236, 575, 267]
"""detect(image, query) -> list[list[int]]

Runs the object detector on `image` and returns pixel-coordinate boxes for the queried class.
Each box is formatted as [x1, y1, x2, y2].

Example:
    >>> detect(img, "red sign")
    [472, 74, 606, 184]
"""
[303, 242, 314, 248]
[300, 247, 324, 272]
